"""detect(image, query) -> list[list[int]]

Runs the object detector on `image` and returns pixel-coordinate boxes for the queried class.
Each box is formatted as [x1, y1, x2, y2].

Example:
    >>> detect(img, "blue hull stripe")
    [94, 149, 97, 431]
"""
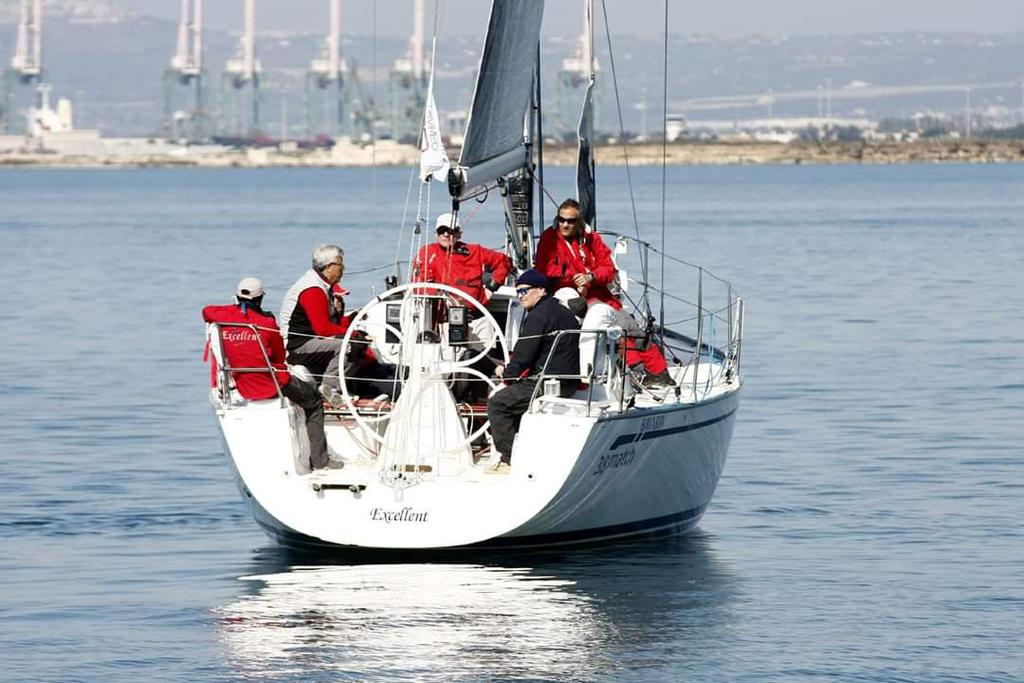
[609, 407, 737, 450]
[474, 505, 706, 548]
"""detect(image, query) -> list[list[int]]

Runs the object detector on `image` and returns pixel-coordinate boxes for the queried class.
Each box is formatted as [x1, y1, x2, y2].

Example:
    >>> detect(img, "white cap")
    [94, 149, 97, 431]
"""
[553, 287, 578, 306]
[235, 276, 264, 300]
[435, 213, 462, 231]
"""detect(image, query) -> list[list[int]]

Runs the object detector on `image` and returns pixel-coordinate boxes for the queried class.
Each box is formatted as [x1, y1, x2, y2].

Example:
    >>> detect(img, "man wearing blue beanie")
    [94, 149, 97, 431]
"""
[487, 269, 580, 467]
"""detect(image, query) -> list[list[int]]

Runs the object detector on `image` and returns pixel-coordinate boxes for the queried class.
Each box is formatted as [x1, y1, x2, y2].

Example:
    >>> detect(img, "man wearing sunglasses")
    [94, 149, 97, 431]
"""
[412, 213, 511, 304]
[280, 244, 352, 401]
[487, 269, 580, 467]
[534, 198, 673, 388]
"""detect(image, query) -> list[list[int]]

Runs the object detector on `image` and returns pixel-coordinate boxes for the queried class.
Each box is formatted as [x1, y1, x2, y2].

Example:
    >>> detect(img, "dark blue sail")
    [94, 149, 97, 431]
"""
[576, 77, 596, 229]
[452, 0, 545, 198]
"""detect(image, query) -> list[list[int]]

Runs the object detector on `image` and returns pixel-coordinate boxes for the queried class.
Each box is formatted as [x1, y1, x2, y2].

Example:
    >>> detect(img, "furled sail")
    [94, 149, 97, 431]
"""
[576, 77, 596, 229]
[449, 0, 545, 199]
[420, 71, 451, 183]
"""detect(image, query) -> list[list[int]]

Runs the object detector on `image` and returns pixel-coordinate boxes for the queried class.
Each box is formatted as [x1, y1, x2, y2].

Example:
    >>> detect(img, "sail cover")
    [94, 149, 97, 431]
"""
[453, 0, 545, 196]
[576, 77, 596, 229]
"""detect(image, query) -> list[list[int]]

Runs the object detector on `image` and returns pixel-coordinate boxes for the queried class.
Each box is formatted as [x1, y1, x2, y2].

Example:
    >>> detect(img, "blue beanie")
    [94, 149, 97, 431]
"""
[515, 269, 548, 289]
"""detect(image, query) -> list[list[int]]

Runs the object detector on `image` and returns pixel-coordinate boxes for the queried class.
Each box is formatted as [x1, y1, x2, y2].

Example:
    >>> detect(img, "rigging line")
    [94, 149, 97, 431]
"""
[406, 0, 445, 281]
[599, 0, 648, 318]
[586, 0, 596, 231]
[371, 0, 378, 234]
[393, 164, 420, 281]
[409, 180, 429, 282]
[598, 0, 641, 244]
[348, 260, 409, 276]
[526, 165, 560, 212]
[658, 0, 669, 347]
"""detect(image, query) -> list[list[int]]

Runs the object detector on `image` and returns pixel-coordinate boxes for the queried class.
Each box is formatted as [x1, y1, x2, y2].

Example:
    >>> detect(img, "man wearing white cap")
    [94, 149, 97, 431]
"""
[412, 213, 511, 304]
[203, 277, 330, 470]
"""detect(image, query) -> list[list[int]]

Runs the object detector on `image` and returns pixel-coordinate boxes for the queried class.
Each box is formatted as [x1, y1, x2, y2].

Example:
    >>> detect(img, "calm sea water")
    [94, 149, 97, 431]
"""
[1, 163, 1021, 682]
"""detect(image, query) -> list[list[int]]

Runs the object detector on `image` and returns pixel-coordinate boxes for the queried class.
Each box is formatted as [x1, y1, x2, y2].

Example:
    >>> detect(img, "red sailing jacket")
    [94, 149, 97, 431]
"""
[413, 241, 511, 303]
[535, 226, 669, 375]
[202, 303, 291, 400]
[534, 226, 621, 310]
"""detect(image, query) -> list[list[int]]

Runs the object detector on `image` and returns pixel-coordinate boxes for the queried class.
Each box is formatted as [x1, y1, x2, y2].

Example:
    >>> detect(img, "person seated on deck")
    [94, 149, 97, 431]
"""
[203, 277, 329, 470]
[342, 329, 405, 400]
[329, 281, 404, 401]
[487, 270, 580, 468]
[534, 198, 674, 388]
[553, 287, 608, 380]
[280, 244, 353, 401]
[413, 213, 513, 402]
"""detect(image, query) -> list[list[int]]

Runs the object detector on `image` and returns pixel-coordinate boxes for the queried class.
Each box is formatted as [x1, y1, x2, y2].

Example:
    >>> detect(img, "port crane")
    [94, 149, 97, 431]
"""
[220, 0, 262, 137]
[162, 0, 213, 140]
[387, 0, 426, 143]
[305, 0, 346, 139]
[2, 0, 43, 132]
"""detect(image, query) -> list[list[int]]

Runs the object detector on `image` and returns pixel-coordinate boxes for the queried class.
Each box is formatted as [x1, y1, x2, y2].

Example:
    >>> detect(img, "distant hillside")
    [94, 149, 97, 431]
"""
[0, 12, 1020, 136]
[0, 0, 129, 23]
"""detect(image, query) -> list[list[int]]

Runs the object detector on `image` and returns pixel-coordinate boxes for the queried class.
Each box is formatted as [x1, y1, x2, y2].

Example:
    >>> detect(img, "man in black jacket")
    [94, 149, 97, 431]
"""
[487, 269, 580, 466]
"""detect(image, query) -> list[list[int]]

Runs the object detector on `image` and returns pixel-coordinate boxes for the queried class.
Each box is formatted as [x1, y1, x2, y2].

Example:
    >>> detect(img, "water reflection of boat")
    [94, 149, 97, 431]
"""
[214, 534, 737, 680]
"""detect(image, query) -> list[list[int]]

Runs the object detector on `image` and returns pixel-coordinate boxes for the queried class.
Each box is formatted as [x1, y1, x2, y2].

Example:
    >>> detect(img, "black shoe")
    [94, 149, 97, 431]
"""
[643, 370, 674, 388]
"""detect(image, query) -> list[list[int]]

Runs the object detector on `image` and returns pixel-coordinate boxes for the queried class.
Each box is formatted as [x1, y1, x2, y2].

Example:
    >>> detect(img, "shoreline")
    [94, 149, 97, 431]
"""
[0, 139, 1020, 169]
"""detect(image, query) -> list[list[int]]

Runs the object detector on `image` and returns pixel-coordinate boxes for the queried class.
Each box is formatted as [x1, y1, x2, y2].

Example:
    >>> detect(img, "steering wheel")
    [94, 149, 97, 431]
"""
[336, 282, 511, 450]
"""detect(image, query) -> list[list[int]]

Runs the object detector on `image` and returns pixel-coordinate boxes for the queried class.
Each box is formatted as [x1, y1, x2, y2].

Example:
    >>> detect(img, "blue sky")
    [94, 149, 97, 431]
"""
[119, 0, 1024, 37]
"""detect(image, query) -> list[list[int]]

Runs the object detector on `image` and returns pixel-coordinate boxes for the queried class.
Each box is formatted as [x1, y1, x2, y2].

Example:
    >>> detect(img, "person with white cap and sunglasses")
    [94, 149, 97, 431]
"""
[412, 213, 512, 304]
[413, 213, 513, 401]
[203, 277, 330, 470]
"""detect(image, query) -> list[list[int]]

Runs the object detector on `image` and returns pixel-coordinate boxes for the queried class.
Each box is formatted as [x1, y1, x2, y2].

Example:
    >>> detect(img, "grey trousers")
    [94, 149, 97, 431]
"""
[280, 377, 329, 469]
[288, 337, 342, 391]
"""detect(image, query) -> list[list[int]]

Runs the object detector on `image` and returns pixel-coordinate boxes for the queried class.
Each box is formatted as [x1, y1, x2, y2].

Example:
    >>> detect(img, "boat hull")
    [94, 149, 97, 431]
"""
[216, 385, 740, 552]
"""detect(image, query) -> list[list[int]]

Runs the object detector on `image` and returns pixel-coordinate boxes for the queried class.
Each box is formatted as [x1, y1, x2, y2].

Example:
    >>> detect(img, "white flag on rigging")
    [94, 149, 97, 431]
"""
[419, 84, 450, 183]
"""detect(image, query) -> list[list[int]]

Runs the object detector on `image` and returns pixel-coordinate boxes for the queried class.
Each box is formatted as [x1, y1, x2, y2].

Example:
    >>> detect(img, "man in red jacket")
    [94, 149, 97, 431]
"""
[203, 277, 329, 470]
[534, 198, 673, 387]
[414, 213, 512, 400]
[413, 213, 511, 304]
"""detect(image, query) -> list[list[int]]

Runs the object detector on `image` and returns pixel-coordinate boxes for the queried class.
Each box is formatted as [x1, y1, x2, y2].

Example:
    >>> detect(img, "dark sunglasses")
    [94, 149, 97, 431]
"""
[436, 226, 460, 236]
[515, 287, 532, 297]
[556, 215, 579, 225]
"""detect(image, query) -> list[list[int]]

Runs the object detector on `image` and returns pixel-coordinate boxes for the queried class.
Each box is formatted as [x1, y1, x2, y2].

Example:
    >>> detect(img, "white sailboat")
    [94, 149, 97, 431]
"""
[206, 0, 744, 551]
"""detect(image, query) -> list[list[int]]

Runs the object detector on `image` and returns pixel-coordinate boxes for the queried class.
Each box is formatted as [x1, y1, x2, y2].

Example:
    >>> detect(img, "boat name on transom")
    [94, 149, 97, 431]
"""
[369, 507, 429, 523]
